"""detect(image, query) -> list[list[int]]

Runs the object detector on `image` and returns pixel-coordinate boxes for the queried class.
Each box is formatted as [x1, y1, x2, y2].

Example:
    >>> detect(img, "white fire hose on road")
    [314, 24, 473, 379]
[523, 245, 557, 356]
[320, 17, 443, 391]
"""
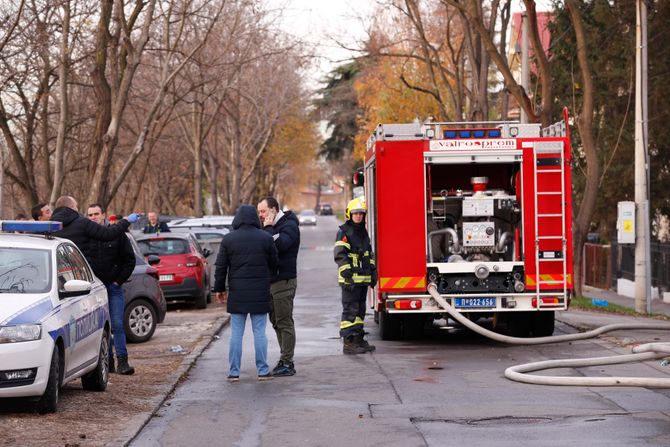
[426, 283, 670, 387]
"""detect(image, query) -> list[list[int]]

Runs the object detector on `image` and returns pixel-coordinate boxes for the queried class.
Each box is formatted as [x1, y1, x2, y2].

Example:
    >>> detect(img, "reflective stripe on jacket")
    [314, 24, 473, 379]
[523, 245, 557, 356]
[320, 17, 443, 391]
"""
[334, 221, 376, 285]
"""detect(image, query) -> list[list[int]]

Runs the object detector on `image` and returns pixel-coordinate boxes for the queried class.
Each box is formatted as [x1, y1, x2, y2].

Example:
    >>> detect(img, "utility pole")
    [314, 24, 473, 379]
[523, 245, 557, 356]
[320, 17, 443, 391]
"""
[520, 12, 530, 124]
[634, 0, 651, 314]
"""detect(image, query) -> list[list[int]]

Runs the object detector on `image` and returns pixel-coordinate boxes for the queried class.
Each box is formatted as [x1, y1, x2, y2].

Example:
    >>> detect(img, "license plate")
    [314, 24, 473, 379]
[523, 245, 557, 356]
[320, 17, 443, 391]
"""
[159, 274, 174, 282]
[454, 297, 496, 308]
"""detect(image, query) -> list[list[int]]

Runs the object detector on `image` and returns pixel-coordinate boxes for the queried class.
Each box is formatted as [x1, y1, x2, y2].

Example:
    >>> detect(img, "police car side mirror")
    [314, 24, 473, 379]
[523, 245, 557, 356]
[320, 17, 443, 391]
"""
[59, 279, 92, 299]
[147, 255, 161, 265]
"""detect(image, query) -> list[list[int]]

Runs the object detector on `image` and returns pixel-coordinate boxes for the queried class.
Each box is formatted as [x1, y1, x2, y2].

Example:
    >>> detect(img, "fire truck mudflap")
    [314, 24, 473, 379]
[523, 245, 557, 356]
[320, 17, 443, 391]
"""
[363, 109, 574, 340]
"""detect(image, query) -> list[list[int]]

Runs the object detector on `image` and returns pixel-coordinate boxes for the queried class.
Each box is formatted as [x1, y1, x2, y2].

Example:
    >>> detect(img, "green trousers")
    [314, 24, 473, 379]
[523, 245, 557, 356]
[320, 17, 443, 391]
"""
[269, 278, 297, 364]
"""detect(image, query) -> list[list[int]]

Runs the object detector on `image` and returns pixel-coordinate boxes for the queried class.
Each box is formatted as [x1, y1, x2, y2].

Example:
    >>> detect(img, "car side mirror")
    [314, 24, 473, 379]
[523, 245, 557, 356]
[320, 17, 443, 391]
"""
[59, 279, 92, 299]
[147, 254, 161, 265]
[202, 248, 211, 258]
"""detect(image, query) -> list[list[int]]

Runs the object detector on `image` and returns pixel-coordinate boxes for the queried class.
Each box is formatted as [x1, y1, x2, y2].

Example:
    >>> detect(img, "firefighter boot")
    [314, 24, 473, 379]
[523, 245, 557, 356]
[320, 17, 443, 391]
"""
[343, 335, 368, 354]
[355, 333, 376, 352]
[116, 356, 135, 375]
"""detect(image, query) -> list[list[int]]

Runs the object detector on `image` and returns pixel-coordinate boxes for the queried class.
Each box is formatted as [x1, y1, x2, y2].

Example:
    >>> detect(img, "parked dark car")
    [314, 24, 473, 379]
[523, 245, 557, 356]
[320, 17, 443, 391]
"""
[134, 232, 212, 309]
[123, 234, 167, 343]
[317, 203, 333, 216]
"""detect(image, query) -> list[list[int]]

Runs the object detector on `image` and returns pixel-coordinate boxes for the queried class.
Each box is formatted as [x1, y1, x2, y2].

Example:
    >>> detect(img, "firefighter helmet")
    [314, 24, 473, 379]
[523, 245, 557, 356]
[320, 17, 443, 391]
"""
[346, 198, 367, 220]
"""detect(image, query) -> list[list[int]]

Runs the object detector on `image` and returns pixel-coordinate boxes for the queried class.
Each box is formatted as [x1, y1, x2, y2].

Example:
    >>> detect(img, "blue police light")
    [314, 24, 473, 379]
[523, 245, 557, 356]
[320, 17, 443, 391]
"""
[444, 130, 457, 139]
[488, 129, 502, 138]
[459, 130, 471, 138]
[1, 220, 63, 233]
[473, 130, 486, 138]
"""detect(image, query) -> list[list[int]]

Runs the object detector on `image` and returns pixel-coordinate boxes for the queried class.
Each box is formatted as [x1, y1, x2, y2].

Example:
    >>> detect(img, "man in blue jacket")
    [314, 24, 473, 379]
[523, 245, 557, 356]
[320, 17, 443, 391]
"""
[214, 205, 278, 382]
[257, 197, 300, 377]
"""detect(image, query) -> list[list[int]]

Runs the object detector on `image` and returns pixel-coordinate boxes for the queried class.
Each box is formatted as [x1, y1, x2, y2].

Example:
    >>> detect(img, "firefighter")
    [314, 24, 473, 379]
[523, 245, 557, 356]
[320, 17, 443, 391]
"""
[334, 198, 377, 354]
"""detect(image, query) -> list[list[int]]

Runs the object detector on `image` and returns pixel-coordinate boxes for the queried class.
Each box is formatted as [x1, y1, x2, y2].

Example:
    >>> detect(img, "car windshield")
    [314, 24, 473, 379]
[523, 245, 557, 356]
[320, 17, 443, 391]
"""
[0, 248, 51, 293]
[300, 210, 315, 216]
[193, 233, 224, 241]
[138, 238, 190, 256]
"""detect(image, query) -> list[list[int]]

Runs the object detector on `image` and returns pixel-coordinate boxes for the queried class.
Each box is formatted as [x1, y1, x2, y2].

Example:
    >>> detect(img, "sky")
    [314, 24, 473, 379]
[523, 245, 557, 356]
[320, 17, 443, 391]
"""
[268, 0, 554, 88]
[266, 0, 374, 85]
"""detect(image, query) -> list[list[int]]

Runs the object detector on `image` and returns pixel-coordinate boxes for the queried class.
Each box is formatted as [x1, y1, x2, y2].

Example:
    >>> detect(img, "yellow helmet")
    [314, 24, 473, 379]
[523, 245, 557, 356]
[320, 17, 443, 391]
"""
[346, 198, 367, 220]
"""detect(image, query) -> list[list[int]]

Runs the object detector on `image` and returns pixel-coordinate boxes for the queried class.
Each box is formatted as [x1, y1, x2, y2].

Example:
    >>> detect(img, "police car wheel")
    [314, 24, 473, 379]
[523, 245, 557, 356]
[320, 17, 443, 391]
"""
[36, 346, 60, 414]
[82, 330, 109, 391]
[124, 299, 157, 343]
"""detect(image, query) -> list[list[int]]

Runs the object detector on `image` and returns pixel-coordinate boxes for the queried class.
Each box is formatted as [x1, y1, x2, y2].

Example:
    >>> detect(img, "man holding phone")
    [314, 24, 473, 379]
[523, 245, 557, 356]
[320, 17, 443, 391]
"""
[257, 197, 300, 377]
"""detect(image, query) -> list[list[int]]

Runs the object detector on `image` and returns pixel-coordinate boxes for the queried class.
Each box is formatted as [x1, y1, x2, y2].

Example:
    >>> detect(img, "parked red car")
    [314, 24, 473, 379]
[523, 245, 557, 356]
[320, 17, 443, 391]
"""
[134, 233, 212, 309]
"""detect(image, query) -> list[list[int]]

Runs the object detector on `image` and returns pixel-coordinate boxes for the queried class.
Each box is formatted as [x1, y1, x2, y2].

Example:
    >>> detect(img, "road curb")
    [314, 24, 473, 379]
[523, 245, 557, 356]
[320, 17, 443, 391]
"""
[111, 312, 230, 447]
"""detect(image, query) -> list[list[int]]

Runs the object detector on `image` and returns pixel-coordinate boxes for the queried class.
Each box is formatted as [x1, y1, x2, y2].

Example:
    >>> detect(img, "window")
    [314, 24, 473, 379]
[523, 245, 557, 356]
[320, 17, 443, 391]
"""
[65, 245, 93, 282]
[0, 248, 51, 294]
[138, 238, 190, 256]
[57, 244, 93, 291]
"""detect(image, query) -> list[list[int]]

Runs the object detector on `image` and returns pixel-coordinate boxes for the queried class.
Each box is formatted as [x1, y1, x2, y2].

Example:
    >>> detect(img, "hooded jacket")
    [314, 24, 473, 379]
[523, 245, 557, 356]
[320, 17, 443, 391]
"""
[51, 206, 131, 270]
[214, 205, 279, 314]
[261, 211, 300, 282]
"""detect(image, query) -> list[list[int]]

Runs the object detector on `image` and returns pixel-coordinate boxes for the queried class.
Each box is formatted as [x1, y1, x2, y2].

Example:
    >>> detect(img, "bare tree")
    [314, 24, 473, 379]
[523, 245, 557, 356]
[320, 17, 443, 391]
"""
[49, 0, 70, 204]
[105, 0, 225, 212]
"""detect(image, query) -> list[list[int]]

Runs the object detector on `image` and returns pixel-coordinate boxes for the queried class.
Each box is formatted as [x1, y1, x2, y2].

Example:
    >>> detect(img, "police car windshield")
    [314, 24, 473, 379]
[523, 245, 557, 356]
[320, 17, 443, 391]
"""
[0, 248, 51, 294]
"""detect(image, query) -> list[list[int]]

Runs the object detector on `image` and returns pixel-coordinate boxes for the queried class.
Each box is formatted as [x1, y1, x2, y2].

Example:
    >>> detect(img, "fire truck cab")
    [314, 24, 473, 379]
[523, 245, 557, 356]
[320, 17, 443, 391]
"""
[363, 109, 573, 340]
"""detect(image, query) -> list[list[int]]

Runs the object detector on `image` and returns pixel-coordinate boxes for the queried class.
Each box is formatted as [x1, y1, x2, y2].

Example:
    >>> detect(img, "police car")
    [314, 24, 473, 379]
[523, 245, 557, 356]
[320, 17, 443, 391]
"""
[0, 221, 110, 413]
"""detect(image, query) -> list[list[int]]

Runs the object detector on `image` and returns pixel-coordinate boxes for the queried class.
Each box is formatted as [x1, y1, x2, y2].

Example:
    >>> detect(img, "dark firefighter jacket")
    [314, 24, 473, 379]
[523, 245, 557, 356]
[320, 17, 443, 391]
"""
[334, 220, 377, 286]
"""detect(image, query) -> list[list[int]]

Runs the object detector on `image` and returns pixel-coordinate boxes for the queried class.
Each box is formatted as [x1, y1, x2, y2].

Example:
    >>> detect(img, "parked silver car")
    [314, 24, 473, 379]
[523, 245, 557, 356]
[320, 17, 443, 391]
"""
[123, 234, 167, 343]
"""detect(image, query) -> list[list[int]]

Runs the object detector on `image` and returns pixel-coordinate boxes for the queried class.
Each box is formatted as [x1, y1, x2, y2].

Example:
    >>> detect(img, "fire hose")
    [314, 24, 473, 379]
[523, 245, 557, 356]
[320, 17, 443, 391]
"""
[426, 283, 670, 387]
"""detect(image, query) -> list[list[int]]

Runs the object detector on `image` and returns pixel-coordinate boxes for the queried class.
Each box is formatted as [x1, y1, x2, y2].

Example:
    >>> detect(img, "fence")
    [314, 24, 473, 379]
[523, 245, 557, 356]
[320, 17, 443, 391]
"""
[583, 243, 611, 289]
[583, 240, 670, 292]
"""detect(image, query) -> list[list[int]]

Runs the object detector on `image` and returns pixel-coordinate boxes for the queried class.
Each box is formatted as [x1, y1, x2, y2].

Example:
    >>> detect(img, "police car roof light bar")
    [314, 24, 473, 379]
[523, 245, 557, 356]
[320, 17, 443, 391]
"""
[0, 220, 63, 234]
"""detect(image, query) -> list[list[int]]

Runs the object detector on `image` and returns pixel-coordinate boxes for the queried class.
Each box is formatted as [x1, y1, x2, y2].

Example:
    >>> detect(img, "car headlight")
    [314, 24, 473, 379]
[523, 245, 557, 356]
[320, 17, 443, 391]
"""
[0, 325, 42, 343]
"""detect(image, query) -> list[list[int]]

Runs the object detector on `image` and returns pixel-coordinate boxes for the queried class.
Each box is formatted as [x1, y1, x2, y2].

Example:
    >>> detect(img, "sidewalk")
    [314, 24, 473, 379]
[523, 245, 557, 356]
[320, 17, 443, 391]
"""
[582, 284, 670, 318]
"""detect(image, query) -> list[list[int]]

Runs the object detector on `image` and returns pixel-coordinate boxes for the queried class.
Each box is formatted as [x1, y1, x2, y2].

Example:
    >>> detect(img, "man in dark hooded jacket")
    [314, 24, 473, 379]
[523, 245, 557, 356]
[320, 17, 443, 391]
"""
[50, 195, 139, 263]
[214, 205, 278, 382]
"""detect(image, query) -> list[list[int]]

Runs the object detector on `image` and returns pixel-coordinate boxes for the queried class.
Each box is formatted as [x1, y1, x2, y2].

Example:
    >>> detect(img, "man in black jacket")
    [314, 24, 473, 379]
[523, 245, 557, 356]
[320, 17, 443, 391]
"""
[214, 205, 278, 382]
[51, 195, 138, 262]
[87, 203, 137, 375]
[257, 197, 300, 377]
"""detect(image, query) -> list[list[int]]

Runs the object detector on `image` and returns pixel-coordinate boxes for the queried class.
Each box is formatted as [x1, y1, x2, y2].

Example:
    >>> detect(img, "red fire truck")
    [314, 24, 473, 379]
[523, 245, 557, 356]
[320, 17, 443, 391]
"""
[362, 108, 573, 340]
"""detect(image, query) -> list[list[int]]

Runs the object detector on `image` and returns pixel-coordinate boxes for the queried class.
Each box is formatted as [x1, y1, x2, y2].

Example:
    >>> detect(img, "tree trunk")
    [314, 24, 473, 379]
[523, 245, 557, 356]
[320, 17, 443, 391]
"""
[50, 0, 70, 205]
[566, 0, 598, 298]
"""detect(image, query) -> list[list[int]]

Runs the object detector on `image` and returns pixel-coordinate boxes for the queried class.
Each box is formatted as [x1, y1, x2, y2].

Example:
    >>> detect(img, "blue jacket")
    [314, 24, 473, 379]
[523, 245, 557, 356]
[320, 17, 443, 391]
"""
[214, 205, 278, 314]
[262, 211, 300, 282]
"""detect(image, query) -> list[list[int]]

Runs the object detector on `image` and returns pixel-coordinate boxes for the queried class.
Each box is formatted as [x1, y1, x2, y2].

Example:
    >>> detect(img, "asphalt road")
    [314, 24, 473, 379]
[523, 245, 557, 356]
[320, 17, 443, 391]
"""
[130, 216, 670, 447]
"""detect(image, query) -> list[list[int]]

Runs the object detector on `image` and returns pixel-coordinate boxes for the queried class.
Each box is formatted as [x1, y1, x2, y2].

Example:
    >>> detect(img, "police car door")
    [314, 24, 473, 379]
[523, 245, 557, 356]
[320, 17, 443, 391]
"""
[56, 244, 105, 378]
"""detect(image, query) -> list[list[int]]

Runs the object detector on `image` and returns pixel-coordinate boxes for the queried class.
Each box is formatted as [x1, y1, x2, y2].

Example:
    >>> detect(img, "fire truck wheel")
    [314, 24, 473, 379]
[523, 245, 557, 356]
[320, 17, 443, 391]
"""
[379, 311, 402, 340]
[507, 312, 532, 338]
[530, 311, 555, 337]
[402, 315, 425, 340]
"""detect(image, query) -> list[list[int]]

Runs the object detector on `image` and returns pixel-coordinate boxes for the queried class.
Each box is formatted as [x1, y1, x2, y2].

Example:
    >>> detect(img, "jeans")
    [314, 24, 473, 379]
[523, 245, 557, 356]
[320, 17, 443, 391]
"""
[229, 313, 270, 377]
[269, 278, 297, 364]
[107, 283, 127, 357]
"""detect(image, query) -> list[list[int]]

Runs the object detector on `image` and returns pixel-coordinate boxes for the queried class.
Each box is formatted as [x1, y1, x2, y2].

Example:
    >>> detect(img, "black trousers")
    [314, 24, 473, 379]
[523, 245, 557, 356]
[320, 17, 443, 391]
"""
[340, 285, 367, 338]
